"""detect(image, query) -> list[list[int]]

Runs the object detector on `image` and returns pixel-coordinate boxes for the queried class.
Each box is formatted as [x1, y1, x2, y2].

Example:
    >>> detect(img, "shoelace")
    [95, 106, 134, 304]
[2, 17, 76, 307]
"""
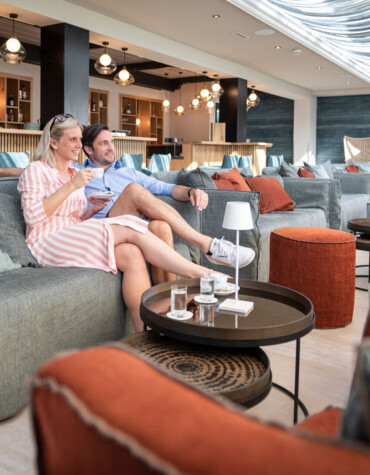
[213, 238, 236, 258]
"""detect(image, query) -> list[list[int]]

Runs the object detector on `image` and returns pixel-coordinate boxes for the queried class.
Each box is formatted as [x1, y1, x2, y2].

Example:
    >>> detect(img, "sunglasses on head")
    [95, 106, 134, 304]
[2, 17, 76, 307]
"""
[50, 113, 74, 132]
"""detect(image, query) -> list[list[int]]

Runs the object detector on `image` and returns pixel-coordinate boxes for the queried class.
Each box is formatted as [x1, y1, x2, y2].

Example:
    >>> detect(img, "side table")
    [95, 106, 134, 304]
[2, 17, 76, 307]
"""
[348, 218, 370, 291]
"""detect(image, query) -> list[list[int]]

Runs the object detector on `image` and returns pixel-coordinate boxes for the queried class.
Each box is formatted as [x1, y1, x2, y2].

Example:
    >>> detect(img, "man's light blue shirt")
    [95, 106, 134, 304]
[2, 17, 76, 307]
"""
[75, 159, 175, 219]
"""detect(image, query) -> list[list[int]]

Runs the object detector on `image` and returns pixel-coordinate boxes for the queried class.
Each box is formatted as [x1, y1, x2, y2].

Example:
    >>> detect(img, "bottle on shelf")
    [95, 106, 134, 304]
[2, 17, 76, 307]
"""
[18, 88, 22, 99]
[99, 97, 104, 108]
[126, 103, 131, 114]
[8, 109, 14, 122]
[7, 94, 14, 106]
[22, 86, 27, 100]
[18, 107, 23, 123]
[91, 97, 96, 112]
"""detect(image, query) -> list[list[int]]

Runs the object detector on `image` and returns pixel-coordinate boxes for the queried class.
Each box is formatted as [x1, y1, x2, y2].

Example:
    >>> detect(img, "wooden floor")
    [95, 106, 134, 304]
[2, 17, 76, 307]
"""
[0, 251, 368, 474]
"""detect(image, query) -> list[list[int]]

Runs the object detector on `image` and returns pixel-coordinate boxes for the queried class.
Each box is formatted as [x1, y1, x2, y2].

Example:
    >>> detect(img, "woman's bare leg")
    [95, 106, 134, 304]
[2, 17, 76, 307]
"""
[114, 242, 151, 333]
[110, 224, 210, 278]
[148, 220, 176, 284]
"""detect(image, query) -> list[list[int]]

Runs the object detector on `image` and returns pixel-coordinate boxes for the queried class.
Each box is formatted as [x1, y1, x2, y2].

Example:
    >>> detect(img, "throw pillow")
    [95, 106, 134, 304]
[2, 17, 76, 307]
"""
[244, 177, 295, 214]
[0, 193, 38, 267]
[178, 167, 217, 189]
[352, 161, 370, 172]
[0, 151, 29, 168]
[267, 155, 284, 167]
[321, 160, 334, 180]
[0, 249, 21, 272]
[298, 168, 315, 178]
[238, 167, 253, 177]
[303, 162, 330, 179]
[221, 155, 239, 169]
[346, 164, 359, 173]
[238, 155, 252, 169]
[212, 167, 251, 191]
[278, 161, 298, 177]
[341, 340, 370, 444]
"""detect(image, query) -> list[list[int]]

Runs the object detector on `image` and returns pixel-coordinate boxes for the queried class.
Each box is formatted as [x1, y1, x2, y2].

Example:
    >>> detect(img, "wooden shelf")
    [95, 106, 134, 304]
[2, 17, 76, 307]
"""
[89, 88, 109, 127]
[0, 73, 33, 128]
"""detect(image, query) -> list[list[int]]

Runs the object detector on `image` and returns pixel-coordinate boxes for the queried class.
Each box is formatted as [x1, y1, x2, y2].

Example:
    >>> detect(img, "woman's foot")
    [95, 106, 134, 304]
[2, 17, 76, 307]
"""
[205, 238, 255, 268]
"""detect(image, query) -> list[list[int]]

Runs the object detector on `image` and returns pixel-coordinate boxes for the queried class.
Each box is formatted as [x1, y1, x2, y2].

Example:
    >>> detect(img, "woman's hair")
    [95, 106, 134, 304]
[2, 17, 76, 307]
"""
[33, 115, 82, 167]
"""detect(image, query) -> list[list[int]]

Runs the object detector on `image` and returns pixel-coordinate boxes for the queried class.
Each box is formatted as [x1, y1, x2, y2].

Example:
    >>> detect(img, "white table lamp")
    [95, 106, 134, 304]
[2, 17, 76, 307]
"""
[219, 201, 254, 314]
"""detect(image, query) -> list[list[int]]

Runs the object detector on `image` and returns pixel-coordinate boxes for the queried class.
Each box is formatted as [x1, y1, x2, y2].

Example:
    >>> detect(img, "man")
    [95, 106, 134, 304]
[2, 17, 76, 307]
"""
[78, 124, 255, 282]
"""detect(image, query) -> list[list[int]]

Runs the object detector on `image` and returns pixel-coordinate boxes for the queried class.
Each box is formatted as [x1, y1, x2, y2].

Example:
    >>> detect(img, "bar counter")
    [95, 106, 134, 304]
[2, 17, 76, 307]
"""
[0, 129, 155, 164]
[180, 141, 273, 175]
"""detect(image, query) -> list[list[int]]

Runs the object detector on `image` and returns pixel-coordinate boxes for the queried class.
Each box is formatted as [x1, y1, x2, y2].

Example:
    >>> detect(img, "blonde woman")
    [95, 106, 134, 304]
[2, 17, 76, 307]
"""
[18, 114, 220, 332]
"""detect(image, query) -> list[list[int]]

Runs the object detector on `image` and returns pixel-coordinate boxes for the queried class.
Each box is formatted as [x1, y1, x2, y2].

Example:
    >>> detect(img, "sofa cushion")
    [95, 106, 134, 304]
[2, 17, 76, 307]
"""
[346, 165, 359, 173]
[245, 177, 295, 214]
[279, 161, 298, 177]
[304, 162, 330, 179]
[212, 168, 251, 191]
[321, 160, 334, 180]
[177, 167, 217, 189]
[298, 168, 315, 178]
[0, 151, 29, 168]
[0, 250, 21, 273]
[0, 192, 38, 267]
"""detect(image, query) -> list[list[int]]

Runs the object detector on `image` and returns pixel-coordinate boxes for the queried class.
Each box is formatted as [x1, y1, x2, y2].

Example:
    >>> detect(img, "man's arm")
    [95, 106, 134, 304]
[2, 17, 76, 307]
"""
[170, 185, 208, 211]
[0, 167, 24, 178]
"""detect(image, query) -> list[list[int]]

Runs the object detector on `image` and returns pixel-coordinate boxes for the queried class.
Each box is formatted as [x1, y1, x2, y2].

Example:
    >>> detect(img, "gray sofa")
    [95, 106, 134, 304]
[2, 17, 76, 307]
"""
[153, 169, 329, 283]
[262, 166, 368, 231]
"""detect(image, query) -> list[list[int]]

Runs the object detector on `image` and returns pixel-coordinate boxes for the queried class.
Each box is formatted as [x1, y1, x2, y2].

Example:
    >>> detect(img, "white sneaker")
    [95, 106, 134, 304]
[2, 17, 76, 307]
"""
[205, 238, 255, 268]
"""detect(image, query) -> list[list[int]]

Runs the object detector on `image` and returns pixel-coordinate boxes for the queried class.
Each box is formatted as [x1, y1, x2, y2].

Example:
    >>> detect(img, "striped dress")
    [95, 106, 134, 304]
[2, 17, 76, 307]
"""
[17, 161, 148, 274]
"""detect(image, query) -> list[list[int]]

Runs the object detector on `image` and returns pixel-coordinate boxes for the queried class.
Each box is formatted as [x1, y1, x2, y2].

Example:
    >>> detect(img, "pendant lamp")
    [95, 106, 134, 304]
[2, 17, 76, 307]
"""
[174, 72, 185, 116]
[190, 73, 201, 111]
[0, 14, 26, 64]
[246, 86, 260, 111]
[94, 41, 117, 75]
[211, 74, 224, 98]
[114, 47, 135, 86]
[206, 100, 215, 114]
[162, 73, 170, 112]
[199, 71, 212, 102]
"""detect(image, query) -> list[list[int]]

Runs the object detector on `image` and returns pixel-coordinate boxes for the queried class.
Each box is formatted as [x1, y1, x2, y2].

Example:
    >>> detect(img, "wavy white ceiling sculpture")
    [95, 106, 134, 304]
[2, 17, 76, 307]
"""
[228, 0, 370, 82]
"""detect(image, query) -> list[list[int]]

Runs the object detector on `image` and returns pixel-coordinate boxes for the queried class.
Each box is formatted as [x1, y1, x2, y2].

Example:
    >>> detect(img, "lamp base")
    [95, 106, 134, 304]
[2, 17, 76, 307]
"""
[218, 299, 254, 315]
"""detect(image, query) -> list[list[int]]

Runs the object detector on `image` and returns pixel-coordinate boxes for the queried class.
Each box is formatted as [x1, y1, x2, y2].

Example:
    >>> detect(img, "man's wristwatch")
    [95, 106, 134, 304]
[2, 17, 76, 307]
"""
[187, 187, 195, 197]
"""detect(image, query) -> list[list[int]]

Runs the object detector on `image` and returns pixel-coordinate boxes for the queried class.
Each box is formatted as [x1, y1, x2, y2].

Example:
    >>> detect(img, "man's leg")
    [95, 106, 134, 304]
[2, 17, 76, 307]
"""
[108, 183, 212, 253]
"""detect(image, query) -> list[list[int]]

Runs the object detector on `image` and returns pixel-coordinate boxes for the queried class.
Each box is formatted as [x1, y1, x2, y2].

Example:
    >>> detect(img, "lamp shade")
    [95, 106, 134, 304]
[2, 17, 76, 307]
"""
[222, 202, 253, 230]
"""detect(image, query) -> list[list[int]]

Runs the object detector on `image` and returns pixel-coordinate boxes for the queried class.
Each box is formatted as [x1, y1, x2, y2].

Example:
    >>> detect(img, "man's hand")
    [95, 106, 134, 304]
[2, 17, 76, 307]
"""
[189, 188, 208, 211]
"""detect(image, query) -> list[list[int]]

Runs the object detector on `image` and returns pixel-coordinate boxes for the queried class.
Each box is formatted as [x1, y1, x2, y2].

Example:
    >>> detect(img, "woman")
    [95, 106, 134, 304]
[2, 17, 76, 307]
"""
[18, 114, 218, 332]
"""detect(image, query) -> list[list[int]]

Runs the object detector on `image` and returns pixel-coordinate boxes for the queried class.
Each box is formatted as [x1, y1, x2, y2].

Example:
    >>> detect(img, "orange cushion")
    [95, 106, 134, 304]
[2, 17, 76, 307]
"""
[298, 167, 315, 178]
[212, 167, 251, 191]
[32, 346, 370, 475]
[346, 164, 359, 173]
[244, 177, 294, 214]
[292, 407, 343, 439]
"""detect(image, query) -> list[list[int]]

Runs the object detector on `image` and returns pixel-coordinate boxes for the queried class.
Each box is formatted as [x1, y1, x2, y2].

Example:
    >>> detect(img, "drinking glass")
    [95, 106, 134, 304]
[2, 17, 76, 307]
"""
[199, 304, 214, 326]
[200, 276, 215, 302]
[170, 285, 187, 317]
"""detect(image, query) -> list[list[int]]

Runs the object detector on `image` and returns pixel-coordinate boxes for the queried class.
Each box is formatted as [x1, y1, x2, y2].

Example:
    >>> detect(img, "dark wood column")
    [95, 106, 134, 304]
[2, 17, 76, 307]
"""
[219, 78, 247, 142]
[40, 23, 89, 127]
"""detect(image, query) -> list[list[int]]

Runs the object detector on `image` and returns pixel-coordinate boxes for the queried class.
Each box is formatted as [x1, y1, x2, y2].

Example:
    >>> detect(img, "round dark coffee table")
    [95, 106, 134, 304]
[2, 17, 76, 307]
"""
[348, 218, 370, 291]
[123, 331, 271, 408]
[139, 278, 315, 423]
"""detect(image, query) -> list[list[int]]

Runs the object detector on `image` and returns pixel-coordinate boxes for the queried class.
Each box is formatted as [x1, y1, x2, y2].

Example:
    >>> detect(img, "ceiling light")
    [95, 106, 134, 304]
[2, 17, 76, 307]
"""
[346, 81, 351, 85]
[206, 100, 215, 114]
[293, 48, 302, 56]
[190, 73, 201, 111]
[162, 73, 170, 112]
[316, 66, 322, 70]
[211, 74, 224, 98]
[212, 14, 221, 19]
[175, 72, 185, 116]
[94, 41, 117, 75]
[232, 31, 249, 40]
[114, 47, 135, 86]
[246, 86, 260, 111]
[275, 45, 282, 50]
[254, 29, 275, 36]
[199, 71, 212, 102]
[0, 14, 26, 64]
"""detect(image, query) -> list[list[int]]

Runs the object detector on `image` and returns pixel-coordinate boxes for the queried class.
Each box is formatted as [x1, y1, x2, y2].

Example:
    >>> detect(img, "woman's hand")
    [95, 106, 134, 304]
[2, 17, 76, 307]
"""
[70, 168, 93, 190]
[87, 195, 111, 213]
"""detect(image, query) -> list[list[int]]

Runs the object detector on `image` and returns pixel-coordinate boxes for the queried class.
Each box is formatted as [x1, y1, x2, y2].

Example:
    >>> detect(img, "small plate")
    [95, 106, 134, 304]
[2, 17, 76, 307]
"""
[166, 311, 193, 321]
[215, 283, 240, 296]
[193, 296, 218, 304]
[88, 191, 115, 199]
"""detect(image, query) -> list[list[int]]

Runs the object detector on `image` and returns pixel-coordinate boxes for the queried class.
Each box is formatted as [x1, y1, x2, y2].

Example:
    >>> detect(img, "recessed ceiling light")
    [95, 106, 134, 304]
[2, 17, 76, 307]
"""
[212, 14, 221, 19]
[232, 31, 249, 40]
[346, 81, 351, 85]
[292, 48, 302, 55]
[316, 66, 322, 70]
[254, 29, 275, 36]
[275, 45, 281, 50]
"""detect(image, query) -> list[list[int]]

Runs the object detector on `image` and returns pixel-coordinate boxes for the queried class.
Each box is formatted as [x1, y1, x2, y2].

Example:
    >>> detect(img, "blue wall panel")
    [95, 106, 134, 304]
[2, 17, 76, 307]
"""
[246, 91, 294, 163]
[317, 95, 370, 164]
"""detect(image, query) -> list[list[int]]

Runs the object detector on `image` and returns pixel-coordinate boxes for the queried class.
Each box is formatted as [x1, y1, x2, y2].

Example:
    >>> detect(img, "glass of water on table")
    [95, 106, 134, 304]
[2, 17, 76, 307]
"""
[170, 285, 187, 318]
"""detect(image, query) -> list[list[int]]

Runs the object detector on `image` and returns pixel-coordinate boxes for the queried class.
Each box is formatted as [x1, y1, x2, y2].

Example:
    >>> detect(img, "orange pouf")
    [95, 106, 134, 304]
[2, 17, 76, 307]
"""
[269, 227, 356, 328]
